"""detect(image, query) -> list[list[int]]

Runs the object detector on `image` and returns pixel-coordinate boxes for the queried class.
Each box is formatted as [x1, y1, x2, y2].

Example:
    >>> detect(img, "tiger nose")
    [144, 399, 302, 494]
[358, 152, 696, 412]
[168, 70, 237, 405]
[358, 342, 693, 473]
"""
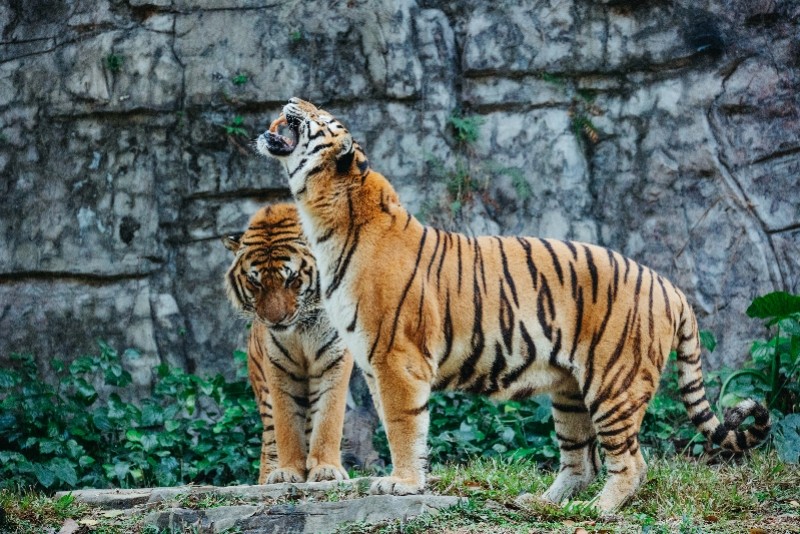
[288, 97, 301, 105]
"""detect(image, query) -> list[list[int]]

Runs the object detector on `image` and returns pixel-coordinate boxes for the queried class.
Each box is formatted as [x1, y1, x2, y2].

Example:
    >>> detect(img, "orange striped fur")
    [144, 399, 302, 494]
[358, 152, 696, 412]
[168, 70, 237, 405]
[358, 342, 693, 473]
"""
[257, 99, 770, 511]
[223, 203, 353, 484]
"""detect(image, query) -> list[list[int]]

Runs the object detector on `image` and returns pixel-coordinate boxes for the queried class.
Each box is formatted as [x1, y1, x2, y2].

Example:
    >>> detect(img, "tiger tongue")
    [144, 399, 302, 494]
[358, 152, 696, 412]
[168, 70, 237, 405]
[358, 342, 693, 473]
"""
[269, 114, 288, 133]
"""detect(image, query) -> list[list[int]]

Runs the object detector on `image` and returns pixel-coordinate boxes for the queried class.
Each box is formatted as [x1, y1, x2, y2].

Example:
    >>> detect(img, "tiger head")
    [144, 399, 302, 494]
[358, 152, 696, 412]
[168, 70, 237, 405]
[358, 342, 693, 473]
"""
[255, 97, 367, 196]
[223, 203, 320, 329]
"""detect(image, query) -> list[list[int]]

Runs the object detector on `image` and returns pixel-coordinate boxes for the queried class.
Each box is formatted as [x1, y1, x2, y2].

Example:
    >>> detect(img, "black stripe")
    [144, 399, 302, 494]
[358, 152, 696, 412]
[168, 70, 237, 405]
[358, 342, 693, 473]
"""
[270, 333, 295, 364]
[569, 285, 584, 363]
[456, 235, 464, 293]
[315, 333, 339, 361]
[537, 273, 555, 340]
[552, 402, 588, 413]
[436, 232, 450, 285]
[438, 291, 455, 369]
[289, 158, 308, 178]
[540, 239, 564, 285]
[486, 342, 507, 394]
[582, 245, 598, 303]
[562, 240, 578, 260]
[346, 303, 359, 332]
[496, 238, 519, 307]
[405, 403, 429, 416]
[386, 228, 428, 351]
[517, 238, 539, 291]
[498, 282, 515, 354]
[501, 321, 536, 388]
[310, 142, 333, 154]
[458, 256, 485, 386]
[691, 409, 715, 427]
[426, 228, 441, 280]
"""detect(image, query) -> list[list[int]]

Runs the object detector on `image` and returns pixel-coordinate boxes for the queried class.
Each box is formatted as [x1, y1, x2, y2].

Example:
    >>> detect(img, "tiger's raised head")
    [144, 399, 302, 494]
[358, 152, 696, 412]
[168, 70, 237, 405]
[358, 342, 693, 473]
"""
[255, 98, 369, 197]
[223, 203, 319, 328]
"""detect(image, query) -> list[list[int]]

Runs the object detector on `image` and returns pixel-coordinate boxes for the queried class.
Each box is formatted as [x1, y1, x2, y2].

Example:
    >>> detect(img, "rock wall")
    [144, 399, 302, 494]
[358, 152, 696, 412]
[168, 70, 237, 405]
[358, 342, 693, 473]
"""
[1, 0, 798, 390]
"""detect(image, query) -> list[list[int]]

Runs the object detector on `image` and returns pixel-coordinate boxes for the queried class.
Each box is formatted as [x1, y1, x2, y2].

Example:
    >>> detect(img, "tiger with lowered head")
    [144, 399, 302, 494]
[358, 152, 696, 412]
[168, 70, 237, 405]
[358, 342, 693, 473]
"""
[256, 98, 770, 512]
[223, 203, 353, 484]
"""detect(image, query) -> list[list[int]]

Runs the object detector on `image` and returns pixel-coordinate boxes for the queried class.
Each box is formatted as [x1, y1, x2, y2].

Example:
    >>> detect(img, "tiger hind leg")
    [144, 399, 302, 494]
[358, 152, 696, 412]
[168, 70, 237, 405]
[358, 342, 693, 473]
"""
[541, 390, 601, 503]
[591, 393, 650, 512]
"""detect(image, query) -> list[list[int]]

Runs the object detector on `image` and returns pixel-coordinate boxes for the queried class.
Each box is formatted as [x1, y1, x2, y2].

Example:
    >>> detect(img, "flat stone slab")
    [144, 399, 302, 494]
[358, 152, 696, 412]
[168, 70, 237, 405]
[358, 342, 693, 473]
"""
[57, 480, 465, 533]
[56, 478, 377, 508]
[144, 495, 465, 534]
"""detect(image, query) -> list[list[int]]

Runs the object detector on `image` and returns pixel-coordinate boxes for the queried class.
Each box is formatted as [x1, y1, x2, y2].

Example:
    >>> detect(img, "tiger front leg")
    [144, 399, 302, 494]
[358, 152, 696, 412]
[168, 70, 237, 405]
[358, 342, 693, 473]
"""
[264, 361, 309, 484]
[306, 350, 353, 482]
[245, 323, 278, 484]
[369, 348, 432, 495]
[257, 388, 278, 484]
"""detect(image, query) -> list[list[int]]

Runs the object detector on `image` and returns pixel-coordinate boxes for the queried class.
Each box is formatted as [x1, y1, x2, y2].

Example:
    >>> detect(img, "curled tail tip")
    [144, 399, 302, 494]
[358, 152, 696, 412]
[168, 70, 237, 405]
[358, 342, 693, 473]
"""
[711, 399, 772, 452]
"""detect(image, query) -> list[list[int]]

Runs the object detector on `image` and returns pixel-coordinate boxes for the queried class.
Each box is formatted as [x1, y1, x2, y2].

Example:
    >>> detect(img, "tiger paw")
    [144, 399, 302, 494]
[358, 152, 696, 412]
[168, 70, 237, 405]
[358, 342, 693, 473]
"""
[266, 467, 306, 484]
[307, 464, 349, 482]
[369, 476, 423, 496]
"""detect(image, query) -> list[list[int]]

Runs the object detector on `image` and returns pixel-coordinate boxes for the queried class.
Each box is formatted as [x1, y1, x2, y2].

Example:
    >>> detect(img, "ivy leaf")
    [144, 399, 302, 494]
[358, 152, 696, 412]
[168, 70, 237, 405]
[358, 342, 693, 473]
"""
[0, 370, 18, 388]
[140, 433, 158, 452]
[746, 292, 800, 322]
[32, 463, 56, 488]
[113, 461, 131, 483]
[50, 458, 78, 487]
[774, 414, 800, 464]
[699, 330, 717, 353]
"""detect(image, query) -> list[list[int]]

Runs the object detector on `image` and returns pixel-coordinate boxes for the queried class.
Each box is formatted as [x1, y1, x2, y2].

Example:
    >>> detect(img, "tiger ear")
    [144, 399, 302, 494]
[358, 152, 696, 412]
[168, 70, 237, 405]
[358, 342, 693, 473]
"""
[222, 232, 243, 252]
[336, 135, 354, 174]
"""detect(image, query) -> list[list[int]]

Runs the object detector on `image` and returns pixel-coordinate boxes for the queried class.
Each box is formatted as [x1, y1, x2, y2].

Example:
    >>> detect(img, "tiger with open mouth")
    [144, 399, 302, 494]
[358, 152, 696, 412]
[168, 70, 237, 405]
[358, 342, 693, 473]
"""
[255, 98, 770, 512]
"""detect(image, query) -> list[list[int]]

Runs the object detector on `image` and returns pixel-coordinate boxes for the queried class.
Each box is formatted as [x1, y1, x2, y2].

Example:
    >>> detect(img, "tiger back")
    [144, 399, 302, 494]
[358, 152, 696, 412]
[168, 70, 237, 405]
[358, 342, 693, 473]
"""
[256, 98, 770, 512]
[223, 203, 353, 484]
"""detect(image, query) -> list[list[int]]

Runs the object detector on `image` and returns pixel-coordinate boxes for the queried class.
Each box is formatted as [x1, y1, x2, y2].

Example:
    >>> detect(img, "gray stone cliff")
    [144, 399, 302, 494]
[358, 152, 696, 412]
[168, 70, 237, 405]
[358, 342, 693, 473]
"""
[1, 0, 798, 395]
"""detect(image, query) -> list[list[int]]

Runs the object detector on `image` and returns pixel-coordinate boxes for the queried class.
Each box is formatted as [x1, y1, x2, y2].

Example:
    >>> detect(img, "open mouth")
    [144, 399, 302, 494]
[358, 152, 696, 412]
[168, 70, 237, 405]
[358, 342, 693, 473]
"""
[260, 113, 301, 156]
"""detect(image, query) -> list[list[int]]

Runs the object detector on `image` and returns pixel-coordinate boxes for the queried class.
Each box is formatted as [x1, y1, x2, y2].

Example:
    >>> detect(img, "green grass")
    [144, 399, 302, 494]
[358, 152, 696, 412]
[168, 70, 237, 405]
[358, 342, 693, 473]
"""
[0, 490, 88, 534]
[2, 452, 797, 533]
[344, 450, 800, 533]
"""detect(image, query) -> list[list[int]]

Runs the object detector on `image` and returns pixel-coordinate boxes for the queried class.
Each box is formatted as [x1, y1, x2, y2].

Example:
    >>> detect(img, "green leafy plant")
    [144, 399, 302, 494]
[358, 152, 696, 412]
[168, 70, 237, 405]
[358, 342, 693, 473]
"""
[716, 291, 800, 462]
[0, 342, 260, 491]
[289, 29, 303, 42]
[231, 73, 248, 86]
[719, 292, 800, 413]
[374, 392, 557, 467]
[449, 113, 484, 145]
[639, 331, 718, 456]
[540, 72, 565, 86]
[105, 54, 124, 72]
[223, 115, 249, 137]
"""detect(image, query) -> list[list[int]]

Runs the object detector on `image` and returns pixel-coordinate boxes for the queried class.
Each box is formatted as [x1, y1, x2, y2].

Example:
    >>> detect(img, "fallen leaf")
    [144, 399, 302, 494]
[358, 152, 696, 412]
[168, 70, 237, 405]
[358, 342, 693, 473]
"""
[101, 510, 124, 518]
[573, 528, 589, 534]
[57, 519, 80, 534]
[563, 519, 575, 527]
[789, 500, 799, 508]
[704, 514, 719, 522]
[78, 519, 99, 526]
[750, 528, 768, 534]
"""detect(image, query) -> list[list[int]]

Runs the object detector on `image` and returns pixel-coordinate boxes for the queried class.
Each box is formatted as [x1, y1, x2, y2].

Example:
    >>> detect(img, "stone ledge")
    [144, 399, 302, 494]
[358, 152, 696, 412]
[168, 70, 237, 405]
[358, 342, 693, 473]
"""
[56, 478, 377, 508]
[145, 494, 464, 534]
[57, 480, 465, 534]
